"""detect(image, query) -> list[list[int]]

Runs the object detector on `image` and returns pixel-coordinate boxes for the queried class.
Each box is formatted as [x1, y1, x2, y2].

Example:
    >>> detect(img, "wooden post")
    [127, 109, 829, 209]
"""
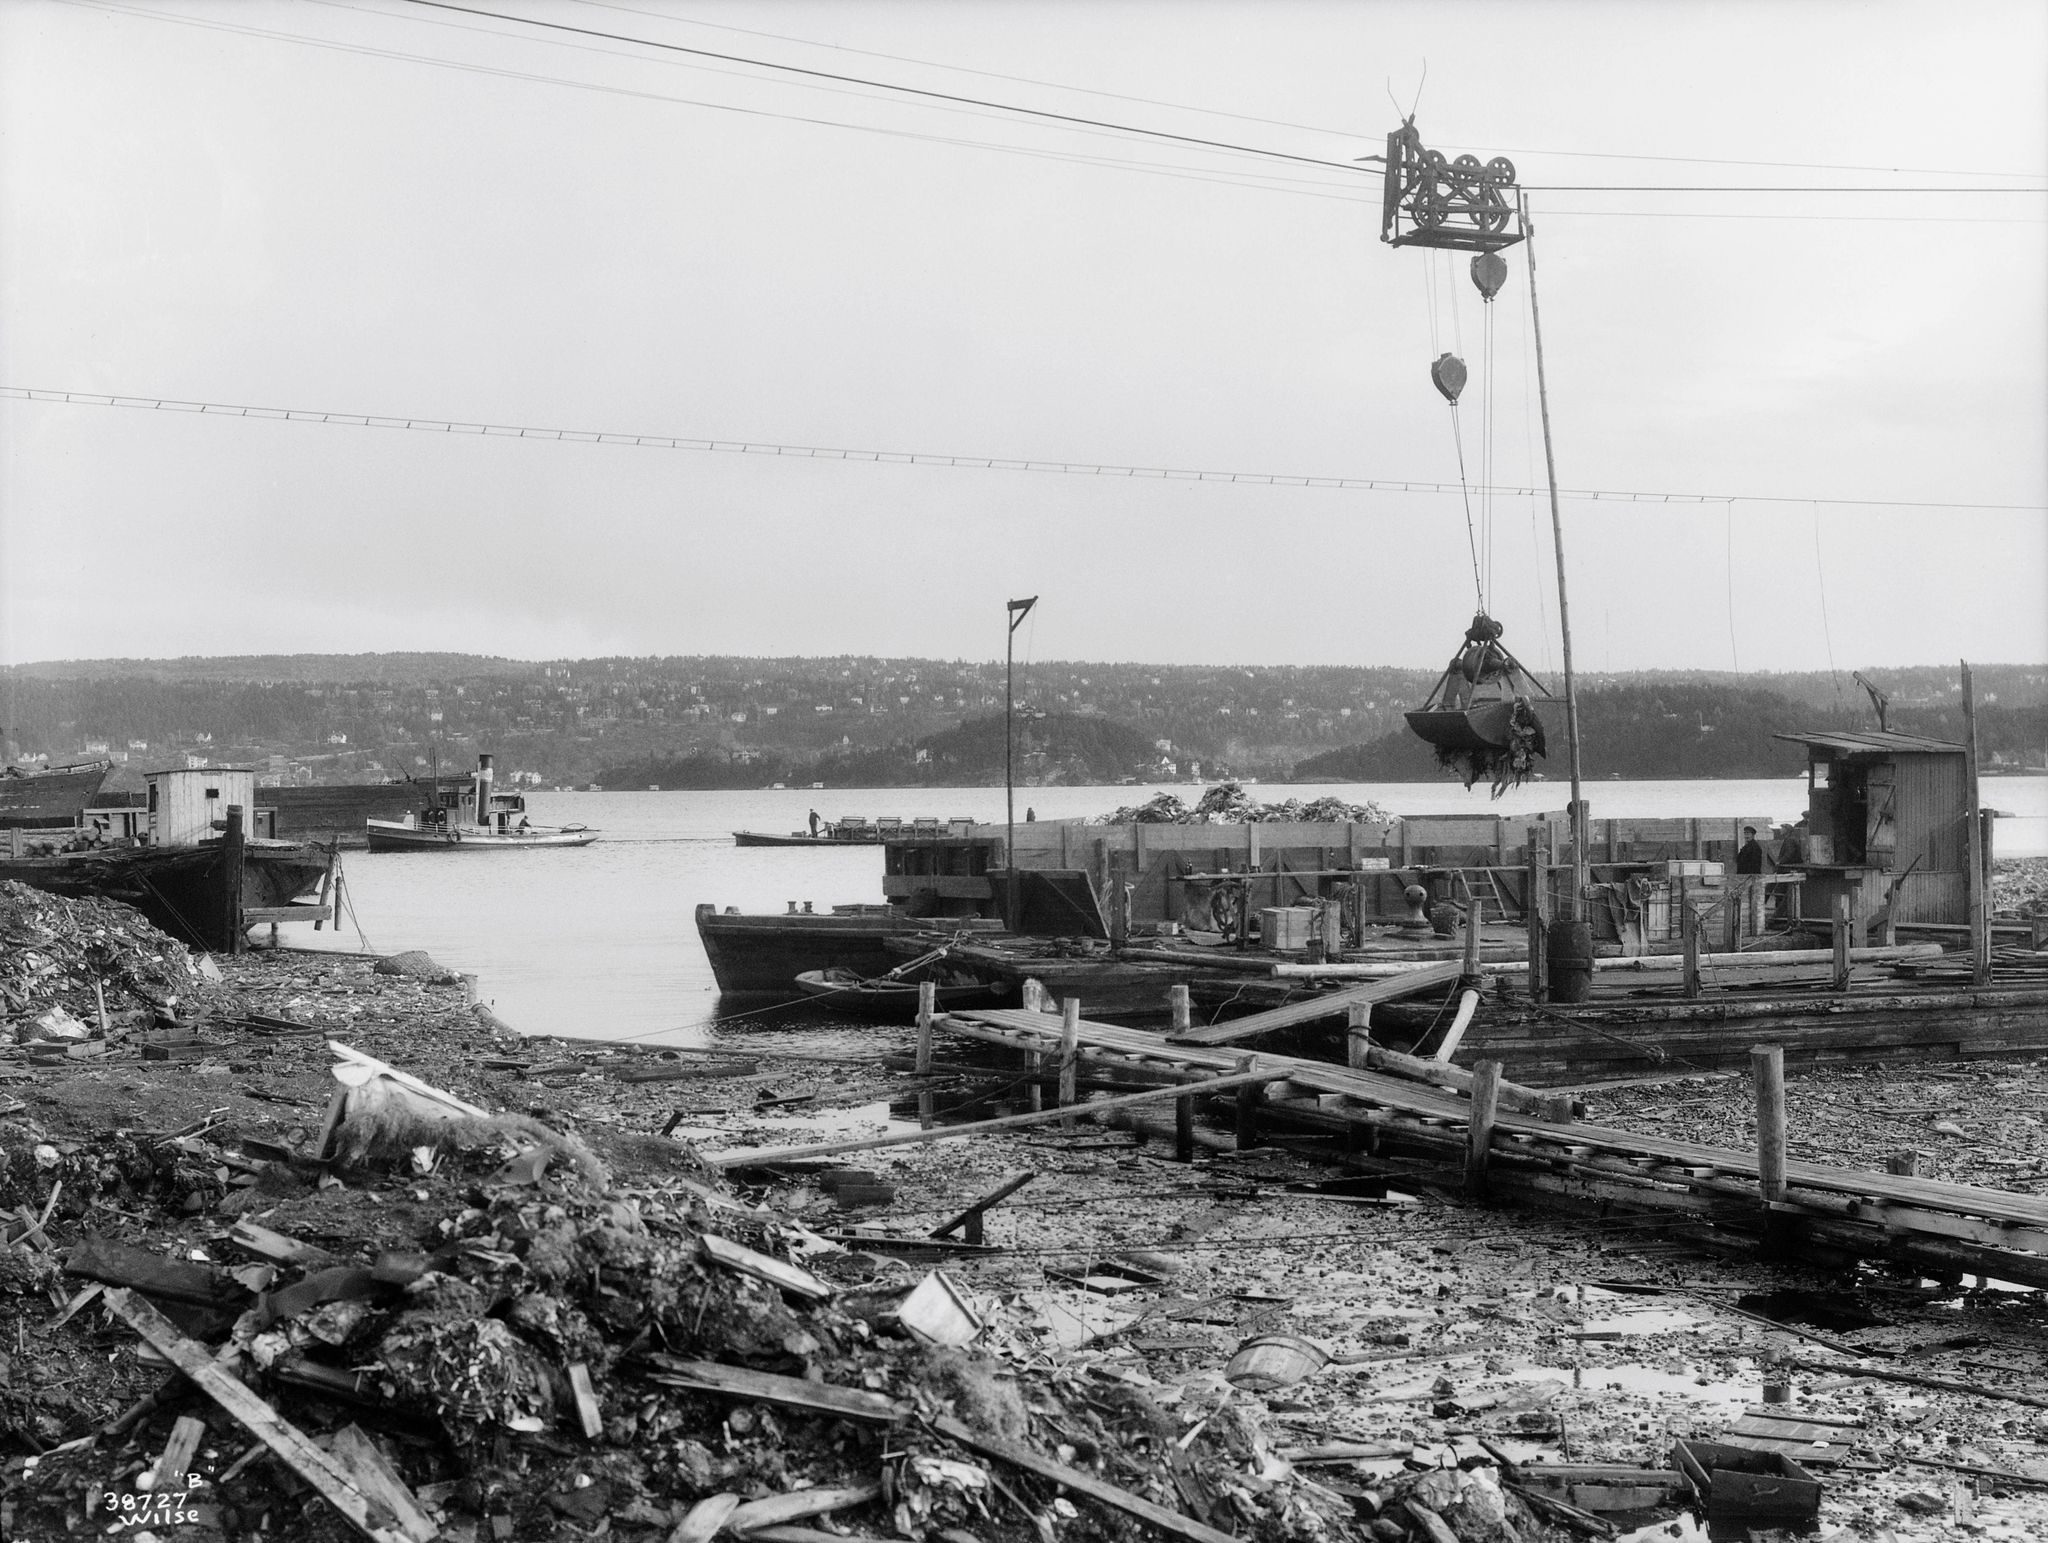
[1681, 902, 1701, 999]
[1460, 876, 1482, 985]
[1320, 896, 1342, 958]
[1057, 999, 1080, 1125]
[220, 804, 247, 954]
[1963, 661, 1991, 988]
[915, 980, 936, 1074]
[1525, 827, 1547, 1003]
[1346, 1003, 1373, 1068]
[1021, 977, 1050, 1013]
[1168, 984, 1191, 1036]
[1174, 1089, 1195, 1163]
[1026, 1052, 1043, 1113]
[1108, 852, 1128, 949]
[1832, 893, 1852, 991]
[1752, 1045, 1787, 1205]
[1466, 1060, 1503, 1199]
[1234, 1054, 1262, 1150]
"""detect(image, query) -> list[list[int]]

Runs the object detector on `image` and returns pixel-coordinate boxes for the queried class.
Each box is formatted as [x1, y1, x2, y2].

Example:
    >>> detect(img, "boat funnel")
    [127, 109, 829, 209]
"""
[474, 754, 494, 825]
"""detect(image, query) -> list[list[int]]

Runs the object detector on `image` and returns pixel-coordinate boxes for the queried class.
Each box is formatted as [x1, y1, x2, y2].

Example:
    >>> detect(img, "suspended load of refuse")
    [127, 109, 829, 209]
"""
[1406, 613, 1553, 795]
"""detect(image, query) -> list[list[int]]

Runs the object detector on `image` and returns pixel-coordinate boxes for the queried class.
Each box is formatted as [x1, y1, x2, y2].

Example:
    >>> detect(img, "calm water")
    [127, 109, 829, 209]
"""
[291, 777, 2048, 1047]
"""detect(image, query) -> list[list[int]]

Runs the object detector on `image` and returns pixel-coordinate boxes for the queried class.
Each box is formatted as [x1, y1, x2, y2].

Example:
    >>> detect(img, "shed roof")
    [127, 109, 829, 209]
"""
[1771, 728, 1964, 756]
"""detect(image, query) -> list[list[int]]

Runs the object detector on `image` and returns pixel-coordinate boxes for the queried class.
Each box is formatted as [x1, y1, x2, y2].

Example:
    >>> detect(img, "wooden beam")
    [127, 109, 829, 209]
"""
[641, 1358, 903, 1424]
[706, 1068, 1270, 1168]
[930, 1415, 1236, 1543]
[1466, 1061, 1502, 1199]
[1963, 660, 1991, 988]
[1752, 1046, 1787, 1205]
[102, 1289, 432, 1543]
[1364, 1046, 1574, 1124]
[929, 1171, 1035, 1244]
[1169, 963, 1463, 1046]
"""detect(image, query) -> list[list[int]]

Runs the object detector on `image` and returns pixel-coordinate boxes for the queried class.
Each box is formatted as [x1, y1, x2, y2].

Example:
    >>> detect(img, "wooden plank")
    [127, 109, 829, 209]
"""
[228, 1220, 340, 1270]
[102, 1289, 426, 1543]
[668, 1494, 742, 1543]
[565, 1363, 603, 1440]
[931, 1414, 1236, 1543]
[67, 1237, 243, 1306]
[149, 1414, 208, 1491]
[729, 1484, 882, 1533]
[325, 1425, 439, 1543]
[699, 1234, 833, 1302]
[641, 1357, 904, 1424]
[1169, 964, 1463, 1046]
[706, 1068, 1269, 1169]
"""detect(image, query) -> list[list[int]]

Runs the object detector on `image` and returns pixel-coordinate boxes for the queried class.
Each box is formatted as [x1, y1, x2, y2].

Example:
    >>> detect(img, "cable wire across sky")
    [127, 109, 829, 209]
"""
[7, 385, 2041, 514]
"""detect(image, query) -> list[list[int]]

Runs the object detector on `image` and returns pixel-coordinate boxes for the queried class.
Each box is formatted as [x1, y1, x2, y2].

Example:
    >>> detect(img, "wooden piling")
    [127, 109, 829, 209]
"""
[1058, 999, 1080, 1124]
[1234, 1054, 1263, 1150]
[1752, 1045, 1787, 1205]
[220, 804, 247, 955]
[1460, 878, 1482, 985]
[1832, 895, 1852, 991]
[1168, 984, 1192, 1037]
[1175, 1091, 1195, 1164]
[1681, 903, 1701, 998]
[1963, 661, 1991, 988]
[1466, 1060, 1503, 1199]
[1345, 1004, 1372, 1069]
[1524, 829, 1547, 1002]
[915, 981, 936, 1074]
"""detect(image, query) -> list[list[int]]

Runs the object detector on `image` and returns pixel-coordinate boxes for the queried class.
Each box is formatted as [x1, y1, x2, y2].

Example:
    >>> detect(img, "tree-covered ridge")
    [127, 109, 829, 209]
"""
[3, 654, 2043, 786]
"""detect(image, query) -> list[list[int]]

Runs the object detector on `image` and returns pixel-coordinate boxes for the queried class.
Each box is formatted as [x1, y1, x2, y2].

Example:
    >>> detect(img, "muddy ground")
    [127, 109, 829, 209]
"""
[5, 884, 2048, 1540]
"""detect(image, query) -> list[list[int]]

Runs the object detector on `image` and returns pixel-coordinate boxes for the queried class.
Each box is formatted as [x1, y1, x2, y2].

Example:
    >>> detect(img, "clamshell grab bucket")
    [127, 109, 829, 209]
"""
[1405, 700, 1519, 754]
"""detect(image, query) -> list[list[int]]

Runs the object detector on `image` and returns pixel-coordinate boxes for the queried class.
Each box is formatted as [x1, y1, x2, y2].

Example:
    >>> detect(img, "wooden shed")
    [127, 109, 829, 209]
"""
[146, 767, 255, 849]
[1772, 728, 1971, 926]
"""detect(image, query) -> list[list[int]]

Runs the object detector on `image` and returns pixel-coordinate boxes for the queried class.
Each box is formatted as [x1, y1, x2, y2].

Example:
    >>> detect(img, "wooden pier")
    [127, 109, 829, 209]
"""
[937, 1005, 2048, 1289]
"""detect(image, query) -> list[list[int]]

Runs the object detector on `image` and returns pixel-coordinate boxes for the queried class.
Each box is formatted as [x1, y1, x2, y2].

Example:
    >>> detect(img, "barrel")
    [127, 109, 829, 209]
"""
[1547, 918, 1594, 1003]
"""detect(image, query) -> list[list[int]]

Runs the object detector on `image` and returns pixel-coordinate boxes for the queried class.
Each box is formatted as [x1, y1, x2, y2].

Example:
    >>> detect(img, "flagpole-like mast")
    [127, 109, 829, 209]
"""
[1004, 596, 1037, 925]
[1519, 190, 1587, 920]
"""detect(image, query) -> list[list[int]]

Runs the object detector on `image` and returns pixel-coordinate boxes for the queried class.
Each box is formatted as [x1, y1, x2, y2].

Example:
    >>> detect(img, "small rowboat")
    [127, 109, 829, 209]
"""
[792, 968, 1006, 1016]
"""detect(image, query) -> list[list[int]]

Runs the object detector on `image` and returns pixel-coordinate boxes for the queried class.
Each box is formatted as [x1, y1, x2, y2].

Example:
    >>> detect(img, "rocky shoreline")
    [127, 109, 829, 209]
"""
[6, 880, 2048, 1541]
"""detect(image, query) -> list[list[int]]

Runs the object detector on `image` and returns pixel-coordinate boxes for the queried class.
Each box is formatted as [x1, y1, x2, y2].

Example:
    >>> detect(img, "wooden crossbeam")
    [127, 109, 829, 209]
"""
[1168, 963, 1463, 1046]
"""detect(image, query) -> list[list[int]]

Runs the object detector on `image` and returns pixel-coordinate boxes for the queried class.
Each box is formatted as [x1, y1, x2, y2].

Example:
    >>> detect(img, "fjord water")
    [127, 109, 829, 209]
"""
[290, 778, 2048, 1049]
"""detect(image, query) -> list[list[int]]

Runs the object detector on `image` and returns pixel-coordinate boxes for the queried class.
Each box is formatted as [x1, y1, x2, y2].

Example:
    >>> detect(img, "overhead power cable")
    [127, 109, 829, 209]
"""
[7, 386, 2042, 514]
[406, 0, 1374, 175]
[562, 1, 2048, 181]
[408, 1, 2043, 196]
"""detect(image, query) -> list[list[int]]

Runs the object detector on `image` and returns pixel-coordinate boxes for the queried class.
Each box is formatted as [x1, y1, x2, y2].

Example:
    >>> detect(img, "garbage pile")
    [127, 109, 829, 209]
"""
[1431, 700, 1547, 799]
[6, 1046, 1433, 1543]
[1992, 857, 2048, 919]
[0, 879, 222, 1037]
[1100, 784, 1389, 828]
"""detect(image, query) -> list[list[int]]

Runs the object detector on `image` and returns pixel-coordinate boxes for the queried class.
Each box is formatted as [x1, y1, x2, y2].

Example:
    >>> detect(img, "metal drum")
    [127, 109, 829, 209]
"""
[1547, 918, 1594, 1003]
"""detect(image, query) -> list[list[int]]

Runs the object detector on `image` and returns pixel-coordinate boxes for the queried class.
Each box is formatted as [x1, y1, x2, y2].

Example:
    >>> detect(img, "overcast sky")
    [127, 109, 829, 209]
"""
[3, 0, 2043, 675]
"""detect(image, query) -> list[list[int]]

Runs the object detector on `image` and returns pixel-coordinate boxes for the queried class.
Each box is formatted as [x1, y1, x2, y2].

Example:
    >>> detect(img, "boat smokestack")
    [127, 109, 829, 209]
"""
[474, 753, 494, 825]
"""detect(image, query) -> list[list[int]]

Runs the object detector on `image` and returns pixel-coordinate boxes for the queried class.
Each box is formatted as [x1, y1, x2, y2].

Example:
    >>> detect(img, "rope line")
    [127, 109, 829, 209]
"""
[6, 387, 2042, 511]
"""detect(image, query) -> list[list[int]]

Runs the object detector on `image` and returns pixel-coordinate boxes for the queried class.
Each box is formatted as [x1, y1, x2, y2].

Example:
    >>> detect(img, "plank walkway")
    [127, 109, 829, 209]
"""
[1168, 961, 1464, 1046]
[941, 1007, 2048, 1273]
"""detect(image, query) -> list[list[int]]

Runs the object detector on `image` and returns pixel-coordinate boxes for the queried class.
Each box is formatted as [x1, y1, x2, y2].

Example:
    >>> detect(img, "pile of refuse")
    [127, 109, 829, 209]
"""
[10, 1043, 1492, 1543]
[1992, 857, 2048, 919]
[1100, 784, 1389, 828]
[0, 879, 220, 1037]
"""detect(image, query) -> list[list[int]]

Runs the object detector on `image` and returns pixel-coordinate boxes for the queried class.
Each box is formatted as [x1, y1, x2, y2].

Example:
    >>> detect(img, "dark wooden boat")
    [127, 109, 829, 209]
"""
[0, 841, 333, 952]
[792, 968, 1006, 1015]
[732, 829, 880, 847]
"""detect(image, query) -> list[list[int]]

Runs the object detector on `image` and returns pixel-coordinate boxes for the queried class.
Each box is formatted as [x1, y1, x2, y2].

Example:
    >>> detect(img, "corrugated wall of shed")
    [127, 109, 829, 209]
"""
[1895, 751, 1968, 874]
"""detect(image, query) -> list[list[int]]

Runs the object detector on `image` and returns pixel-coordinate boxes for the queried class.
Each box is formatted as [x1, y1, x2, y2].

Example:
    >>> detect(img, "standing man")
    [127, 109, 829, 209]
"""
[807, 809, 820, 837]
[1735, 825, 1766, 938]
